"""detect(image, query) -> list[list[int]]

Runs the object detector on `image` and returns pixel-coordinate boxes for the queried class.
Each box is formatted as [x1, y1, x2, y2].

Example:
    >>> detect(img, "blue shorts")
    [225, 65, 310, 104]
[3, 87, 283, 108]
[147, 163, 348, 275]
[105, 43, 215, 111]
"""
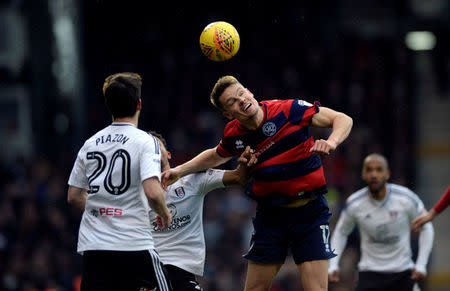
[244, 195, 336, 264]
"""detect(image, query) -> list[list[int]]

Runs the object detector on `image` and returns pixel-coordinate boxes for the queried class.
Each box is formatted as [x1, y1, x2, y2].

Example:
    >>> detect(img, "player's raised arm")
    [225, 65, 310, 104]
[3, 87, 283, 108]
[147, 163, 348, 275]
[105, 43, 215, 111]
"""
[161, 146, 231, 188]
[310, 107, 353, 155]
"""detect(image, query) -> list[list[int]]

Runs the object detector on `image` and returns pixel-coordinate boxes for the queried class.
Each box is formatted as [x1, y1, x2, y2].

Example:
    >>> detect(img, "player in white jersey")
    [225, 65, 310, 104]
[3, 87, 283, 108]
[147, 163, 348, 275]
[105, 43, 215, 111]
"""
[328, 153, 434, 291]
[149, 131, 256, 291]
[67, 73, 172, 291]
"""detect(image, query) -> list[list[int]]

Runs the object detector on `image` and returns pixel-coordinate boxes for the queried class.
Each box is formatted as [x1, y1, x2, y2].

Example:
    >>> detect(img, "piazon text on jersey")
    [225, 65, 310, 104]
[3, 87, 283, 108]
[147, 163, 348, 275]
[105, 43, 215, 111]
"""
[95, 134, 130, 146]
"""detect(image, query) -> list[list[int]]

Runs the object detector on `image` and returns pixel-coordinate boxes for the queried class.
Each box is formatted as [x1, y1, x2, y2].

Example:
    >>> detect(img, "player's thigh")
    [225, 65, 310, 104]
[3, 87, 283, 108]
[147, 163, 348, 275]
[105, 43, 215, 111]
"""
[81, 251, 118, 291]
[297, 259, 328, 291]
[244, 260, 283, 291]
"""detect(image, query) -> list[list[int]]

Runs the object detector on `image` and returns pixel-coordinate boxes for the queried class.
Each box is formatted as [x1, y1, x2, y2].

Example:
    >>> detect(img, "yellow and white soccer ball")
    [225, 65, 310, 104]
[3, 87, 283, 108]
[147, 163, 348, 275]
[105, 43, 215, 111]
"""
[199, 21, 240, 62]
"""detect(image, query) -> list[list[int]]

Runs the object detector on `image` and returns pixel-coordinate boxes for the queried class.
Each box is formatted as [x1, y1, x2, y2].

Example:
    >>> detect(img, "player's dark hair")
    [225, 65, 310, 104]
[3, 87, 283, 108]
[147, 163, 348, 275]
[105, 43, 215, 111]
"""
[148, 130, 168, 150]
[210, 75, 240, 110]
[103, 72, 142, 118]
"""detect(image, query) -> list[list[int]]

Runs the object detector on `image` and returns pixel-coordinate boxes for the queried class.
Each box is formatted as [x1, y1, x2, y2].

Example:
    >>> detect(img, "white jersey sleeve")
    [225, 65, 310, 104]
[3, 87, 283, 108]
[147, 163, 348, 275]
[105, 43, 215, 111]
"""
[329, 207, 356, 272]
[140, 134, 161, 182]
[68, 147, 89, 189]
[199, 169, 225, 195]
[405, 189, 434, 273]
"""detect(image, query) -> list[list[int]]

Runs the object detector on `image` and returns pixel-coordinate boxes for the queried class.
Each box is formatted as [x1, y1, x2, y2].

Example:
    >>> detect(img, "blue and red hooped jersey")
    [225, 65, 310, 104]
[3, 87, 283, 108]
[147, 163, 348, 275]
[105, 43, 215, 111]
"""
[216, 99, 327, 207]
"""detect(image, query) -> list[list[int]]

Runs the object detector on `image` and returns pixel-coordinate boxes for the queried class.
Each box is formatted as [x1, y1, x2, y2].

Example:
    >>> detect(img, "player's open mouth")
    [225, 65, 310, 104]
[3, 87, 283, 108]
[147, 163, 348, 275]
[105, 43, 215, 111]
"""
[244, 104, 251, 112]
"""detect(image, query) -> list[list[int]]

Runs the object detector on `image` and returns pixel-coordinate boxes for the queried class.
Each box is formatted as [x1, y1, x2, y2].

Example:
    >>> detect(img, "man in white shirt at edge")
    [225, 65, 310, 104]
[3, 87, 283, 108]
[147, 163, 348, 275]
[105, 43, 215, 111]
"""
[328, 153, 434, 291]
[150, 131, 256, 291]
[67, 72, 172, 291]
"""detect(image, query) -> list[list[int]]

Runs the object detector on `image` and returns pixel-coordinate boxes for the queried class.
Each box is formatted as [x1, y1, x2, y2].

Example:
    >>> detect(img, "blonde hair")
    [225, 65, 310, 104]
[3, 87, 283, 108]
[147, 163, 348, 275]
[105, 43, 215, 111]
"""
[210, 75, 240, 110]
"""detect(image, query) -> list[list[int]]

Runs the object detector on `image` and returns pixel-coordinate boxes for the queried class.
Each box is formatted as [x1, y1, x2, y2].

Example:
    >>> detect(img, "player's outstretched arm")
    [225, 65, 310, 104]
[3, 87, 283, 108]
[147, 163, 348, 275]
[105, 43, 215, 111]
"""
[223, 146, 257, 186]
[67, 186, 88, 211]
[161, 147, 231, 188]
[412, 220, 434, 280]
[310, 107, 353, 155]
[143, 177, 172, 229]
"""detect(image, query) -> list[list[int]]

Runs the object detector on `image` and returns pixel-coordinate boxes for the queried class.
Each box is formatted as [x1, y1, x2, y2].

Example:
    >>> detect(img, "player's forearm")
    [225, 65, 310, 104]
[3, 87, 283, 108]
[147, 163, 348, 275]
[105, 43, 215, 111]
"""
[223, 167, 249, 186]
[329, 230, 348, 272]
[327, 113, 353, 147]
[143, 178, 170, 218]
[148, 193, 170, 219]
[434, 186, 450, 213]
[415, 222, 434, 273]
[176, 147, 230, 177]
[67, 187, 88, 211]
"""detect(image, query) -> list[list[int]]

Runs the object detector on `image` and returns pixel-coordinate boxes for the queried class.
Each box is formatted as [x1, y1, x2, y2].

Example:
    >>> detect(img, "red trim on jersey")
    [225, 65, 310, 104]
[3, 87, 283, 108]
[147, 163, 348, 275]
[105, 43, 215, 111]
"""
[251, 166, 326, 197]
[434, 186, 450, 213]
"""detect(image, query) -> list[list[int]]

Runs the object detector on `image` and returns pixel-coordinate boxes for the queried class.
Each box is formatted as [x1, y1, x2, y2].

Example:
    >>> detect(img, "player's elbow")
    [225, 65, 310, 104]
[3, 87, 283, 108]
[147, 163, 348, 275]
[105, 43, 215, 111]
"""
[67, 194, 75, 205]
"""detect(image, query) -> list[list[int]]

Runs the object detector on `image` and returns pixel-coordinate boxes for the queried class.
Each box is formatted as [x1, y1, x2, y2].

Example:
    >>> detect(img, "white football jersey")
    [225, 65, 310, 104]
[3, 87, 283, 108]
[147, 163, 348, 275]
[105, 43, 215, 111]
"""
[329, 183, 434, 273]
[68, 122, 162, 253]
[150, 169, 225, 276]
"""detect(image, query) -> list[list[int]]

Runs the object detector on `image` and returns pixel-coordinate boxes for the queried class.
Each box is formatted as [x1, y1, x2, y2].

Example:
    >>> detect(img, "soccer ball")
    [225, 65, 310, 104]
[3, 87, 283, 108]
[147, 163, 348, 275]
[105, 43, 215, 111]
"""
[199, 21, 240, 62]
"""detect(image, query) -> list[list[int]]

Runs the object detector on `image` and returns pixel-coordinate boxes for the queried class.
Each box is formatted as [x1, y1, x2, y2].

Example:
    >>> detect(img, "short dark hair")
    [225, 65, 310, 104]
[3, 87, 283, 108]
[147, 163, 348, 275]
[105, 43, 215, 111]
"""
[103, 72, 142, 118]
[148, 130, 168, 150]
[210, 75, 240, 110]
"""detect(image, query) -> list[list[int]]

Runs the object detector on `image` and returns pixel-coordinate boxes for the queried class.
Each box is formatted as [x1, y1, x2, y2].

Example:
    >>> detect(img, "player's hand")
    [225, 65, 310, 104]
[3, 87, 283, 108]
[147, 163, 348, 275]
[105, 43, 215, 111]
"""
[411, 210, 436, 233]
[310, 139, 337, 156]
[411, 269, 426, 281]
[155, 213, 172, 229]
[238, 146, 257, 167]
[328, 270, 340, 283]
[161, 169, 181, 190]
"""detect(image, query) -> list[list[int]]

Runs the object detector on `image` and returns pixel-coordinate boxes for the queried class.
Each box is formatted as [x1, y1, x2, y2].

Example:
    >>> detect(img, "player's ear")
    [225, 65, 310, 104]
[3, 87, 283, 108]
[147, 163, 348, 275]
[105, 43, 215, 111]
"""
[222, 111, 233, 120]
[167, 151, 172, 160]
[137, 98, 142, 110]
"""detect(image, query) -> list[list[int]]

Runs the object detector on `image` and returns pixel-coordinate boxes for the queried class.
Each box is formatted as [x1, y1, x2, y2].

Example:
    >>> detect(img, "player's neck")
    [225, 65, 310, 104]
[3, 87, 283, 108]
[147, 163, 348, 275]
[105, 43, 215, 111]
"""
[113, 116, 138, 127]
[113, 114, 139, 127]
[370, 185, 387, 200]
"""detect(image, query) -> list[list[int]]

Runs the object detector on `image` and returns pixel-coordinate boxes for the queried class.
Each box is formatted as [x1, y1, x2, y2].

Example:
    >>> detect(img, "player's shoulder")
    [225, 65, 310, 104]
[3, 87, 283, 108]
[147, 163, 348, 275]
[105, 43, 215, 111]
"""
[346, 187, 370, 208]
[389, 183, 422, 204]
[168, 172, 204, 196]
[261, 98, 293, 109]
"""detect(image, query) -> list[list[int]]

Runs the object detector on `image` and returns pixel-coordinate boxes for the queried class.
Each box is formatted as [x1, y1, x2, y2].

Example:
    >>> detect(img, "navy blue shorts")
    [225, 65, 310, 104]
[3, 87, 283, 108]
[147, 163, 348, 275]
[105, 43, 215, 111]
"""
[244, 195, 336, 264]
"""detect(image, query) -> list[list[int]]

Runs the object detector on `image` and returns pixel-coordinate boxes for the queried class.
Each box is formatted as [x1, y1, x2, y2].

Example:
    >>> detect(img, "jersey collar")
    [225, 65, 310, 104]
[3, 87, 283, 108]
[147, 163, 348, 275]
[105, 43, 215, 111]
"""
[111, 122, 136, 127]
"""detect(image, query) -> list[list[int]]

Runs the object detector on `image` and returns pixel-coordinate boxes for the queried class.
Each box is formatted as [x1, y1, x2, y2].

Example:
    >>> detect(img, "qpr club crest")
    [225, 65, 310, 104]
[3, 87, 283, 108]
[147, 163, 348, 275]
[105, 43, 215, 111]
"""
[174, 186, 185, 198]
[262, 121, 277, 137]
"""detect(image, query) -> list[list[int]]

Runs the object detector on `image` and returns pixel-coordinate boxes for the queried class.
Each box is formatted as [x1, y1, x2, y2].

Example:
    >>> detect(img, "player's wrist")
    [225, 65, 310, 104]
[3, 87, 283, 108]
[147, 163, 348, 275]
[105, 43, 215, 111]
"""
[414, 265, 427, 274]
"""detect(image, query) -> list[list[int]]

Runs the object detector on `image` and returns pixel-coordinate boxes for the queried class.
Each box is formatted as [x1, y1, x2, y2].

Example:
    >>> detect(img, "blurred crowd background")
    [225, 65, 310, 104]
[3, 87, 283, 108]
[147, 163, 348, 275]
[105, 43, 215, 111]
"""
[0, 0, 449, 290]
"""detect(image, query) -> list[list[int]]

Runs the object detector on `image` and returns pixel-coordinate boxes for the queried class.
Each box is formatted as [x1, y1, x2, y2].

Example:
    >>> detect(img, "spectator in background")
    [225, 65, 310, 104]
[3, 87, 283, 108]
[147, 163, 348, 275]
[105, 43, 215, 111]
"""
[328, 153, 434, 291]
